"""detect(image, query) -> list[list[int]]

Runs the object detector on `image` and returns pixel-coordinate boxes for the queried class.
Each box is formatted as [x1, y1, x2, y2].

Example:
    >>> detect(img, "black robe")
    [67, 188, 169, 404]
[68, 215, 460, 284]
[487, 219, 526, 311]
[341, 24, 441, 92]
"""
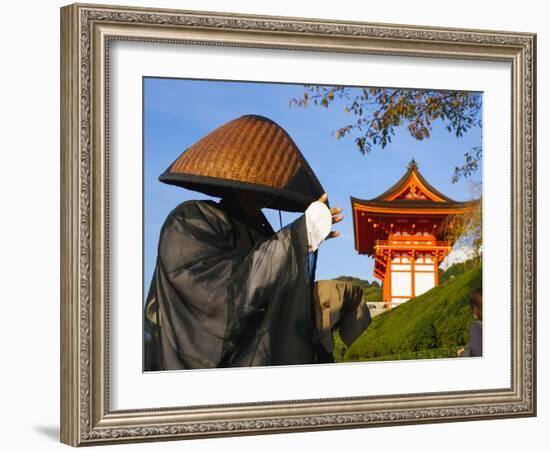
[144, 199, 323, 371]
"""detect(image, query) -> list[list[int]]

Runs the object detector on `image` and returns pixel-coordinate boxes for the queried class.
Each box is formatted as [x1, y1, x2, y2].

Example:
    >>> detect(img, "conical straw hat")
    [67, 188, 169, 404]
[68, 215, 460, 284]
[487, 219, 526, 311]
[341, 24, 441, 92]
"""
[159, 114, 324, 212]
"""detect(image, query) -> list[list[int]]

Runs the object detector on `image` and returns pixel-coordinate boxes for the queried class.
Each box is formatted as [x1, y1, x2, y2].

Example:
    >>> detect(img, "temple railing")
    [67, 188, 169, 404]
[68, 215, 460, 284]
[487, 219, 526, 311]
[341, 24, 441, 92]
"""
[373, 239, 452, 262]
[374, 239, 450, 248]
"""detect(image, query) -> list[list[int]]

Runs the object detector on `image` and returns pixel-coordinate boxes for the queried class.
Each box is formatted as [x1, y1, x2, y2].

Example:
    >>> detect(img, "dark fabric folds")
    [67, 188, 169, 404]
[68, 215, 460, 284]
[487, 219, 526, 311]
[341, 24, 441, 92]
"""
[144, 199, 321, 371]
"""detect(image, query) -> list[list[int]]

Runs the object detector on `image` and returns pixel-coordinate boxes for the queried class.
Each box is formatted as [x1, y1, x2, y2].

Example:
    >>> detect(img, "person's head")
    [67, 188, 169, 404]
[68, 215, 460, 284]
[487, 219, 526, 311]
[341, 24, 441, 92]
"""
[158, 114, 324, 213]
[220, 189, 276, 222]
[231, 189, 275, 212]
[470, 287, 482, 321]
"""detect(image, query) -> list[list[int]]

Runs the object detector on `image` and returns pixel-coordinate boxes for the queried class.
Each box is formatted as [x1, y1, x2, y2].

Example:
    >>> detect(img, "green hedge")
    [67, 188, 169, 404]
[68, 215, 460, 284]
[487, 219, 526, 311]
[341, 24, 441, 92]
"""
[353, 346, 464, 362]
[339, 264, 481, 362]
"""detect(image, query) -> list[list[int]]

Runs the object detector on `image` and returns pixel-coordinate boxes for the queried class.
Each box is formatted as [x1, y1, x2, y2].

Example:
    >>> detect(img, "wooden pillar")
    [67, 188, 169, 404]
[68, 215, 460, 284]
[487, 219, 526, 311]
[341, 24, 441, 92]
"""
[410, 250, 416, 298]
[384, 257, 392, 308]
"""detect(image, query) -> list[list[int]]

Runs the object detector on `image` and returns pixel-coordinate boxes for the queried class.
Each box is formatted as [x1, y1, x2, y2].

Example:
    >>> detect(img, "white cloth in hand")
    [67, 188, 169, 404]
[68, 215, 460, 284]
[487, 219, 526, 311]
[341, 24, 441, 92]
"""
[304, 201, 332, 252]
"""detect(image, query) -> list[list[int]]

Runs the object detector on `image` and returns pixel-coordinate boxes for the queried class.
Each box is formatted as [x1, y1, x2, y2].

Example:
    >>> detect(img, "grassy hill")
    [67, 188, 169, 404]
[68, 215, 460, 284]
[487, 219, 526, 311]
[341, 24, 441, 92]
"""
[334, 263, 481, 362]
[439, 259, 480, 284]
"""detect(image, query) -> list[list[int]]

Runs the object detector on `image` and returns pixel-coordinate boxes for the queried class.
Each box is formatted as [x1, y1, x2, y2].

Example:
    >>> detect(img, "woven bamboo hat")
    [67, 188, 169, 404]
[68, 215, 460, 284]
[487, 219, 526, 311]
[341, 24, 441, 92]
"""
[159, 114, 324, 212]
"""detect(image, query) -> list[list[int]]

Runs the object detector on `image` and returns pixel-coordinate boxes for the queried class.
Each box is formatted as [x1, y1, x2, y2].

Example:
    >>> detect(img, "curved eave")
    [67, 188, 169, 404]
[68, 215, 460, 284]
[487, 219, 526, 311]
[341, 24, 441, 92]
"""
[351, 197, 480, 216]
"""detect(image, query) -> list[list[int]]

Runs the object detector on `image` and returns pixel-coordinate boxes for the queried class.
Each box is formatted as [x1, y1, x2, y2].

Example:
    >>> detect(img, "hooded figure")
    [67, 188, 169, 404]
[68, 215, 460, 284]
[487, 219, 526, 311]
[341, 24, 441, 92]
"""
[144, 114, 337, 371]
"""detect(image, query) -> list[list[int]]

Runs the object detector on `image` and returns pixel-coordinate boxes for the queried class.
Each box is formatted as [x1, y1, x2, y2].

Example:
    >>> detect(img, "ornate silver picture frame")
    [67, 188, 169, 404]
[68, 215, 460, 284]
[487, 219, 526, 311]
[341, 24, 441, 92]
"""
[60, 3, 536, 446]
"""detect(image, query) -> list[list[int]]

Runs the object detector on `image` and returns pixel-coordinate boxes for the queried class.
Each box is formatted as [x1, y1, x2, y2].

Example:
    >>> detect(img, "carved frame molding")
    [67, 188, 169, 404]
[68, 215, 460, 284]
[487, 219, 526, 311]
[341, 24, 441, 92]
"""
[60, 3, 536, 446]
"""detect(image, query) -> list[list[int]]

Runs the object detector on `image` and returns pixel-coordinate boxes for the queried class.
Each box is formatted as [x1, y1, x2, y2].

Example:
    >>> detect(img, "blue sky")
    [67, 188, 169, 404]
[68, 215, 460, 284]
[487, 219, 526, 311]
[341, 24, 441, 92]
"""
[143, 78, 482, 296]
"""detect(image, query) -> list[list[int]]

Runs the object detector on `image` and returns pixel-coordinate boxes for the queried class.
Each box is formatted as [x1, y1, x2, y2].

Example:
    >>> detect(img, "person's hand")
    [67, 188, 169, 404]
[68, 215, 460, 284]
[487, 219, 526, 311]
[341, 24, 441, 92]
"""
[318, 193, 343, 239]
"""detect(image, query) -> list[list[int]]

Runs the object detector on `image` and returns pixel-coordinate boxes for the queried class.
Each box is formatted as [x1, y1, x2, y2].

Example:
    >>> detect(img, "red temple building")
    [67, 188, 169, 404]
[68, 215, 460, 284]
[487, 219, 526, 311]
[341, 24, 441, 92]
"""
[351, 160, 478, 309]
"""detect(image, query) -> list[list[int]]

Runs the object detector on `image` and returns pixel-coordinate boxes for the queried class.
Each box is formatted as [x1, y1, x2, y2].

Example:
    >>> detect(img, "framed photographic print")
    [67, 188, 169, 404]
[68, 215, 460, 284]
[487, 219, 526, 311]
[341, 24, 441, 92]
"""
[60, 3, 536, 446]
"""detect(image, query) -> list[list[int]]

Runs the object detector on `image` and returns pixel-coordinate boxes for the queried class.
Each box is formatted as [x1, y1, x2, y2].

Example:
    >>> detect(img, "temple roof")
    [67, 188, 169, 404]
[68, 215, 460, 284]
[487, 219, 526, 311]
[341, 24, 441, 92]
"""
[351, 159, 478, 214]
[351, 160, 480, 256]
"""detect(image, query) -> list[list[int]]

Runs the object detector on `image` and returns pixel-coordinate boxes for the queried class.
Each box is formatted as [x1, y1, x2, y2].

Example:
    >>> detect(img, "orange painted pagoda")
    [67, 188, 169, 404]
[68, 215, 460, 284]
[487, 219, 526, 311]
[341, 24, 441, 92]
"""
[351, 160, 478, 309]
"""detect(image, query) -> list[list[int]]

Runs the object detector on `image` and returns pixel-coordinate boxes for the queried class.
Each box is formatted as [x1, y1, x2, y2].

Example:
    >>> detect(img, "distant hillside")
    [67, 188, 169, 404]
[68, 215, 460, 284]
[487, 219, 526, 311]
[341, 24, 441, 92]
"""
[334, 276, 382, 302]
[439, 259, 480, 284]
[336, 264, 481, 362]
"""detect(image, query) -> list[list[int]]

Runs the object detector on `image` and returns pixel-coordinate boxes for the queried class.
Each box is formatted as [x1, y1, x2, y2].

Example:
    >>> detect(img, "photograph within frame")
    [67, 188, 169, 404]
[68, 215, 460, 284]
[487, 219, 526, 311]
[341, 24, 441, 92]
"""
[142, 76, 484, 373]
